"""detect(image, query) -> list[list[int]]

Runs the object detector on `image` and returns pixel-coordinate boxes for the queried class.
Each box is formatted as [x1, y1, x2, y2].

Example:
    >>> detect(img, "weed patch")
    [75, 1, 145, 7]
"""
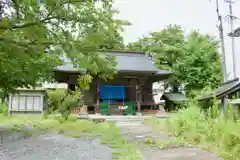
[145, 104, 240, 160]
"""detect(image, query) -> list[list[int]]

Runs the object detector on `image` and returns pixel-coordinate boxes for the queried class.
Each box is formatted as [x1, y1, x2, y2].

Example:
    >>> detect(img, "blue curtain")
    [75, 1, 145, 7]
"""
[99, 85, 125, 100]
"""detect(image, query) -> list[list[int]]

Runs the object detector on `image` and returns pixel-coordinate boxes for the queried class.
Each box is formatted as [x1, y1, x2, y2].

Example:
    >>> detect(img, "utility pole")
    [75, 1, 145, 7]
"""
[215, 0, 228, 81]
[225, 0, 237, 78]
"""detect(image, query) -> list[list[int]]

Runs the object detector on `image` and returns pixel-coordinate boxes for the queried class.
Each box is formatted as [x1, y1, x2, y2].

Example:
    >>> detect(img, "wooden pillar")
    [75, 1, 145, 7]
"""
[220, 96, 227, 117]
[96, 83, 100, 114]
[136, 85, 141, 114]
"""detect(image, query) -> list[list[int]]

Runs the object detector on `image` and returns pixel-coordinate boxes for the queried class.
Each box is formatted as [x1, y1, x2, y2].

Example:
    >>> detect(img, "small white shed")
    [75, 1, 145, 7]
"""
[8, 88, 46, 115]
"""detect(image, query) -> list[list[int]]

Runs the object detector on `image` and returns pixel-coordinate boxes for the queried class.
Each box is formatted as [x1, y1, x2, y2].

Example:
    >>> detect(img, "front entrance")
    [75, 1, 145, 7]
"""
[98, 84, 137, 115]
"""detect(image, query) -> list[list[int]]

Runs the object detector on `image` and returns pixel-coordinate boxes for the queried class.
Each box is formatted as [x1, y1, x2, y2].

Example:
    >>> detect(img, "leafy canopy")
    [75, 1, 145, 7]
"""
[0, 0, 128, 93]
[175, 31, 223, 94]
[127, 25, 223, 94]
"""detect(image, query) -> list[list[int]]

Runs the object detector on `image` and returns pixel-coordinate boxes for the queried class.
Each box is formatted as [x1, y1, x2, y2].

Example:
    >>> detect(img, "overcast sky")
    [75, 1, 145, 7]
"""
[113, 0, 240, 80]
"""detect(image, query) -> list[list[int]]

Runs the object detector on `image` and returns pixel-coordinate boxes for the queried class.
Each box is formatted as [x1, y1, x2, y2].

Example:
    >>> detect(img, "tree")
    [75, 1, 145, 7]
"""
[127, 25, 223, 95]
[0, 0, 128, 95]
[127, 25, 185, 92]
[99, 20, 129, 50]
[174, 31, 223, 95]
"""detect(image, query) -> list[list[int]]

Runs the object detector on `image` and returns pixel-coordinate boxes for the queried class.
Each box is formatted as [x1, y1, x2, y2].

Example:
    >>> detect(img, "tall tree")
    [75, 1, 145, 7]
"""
[0, 0, 128, 94]
[175, 31, 223, 95]
[99, 20, 128, 50]
[127, 25, 223, 95]
[127, 25, 185, 92]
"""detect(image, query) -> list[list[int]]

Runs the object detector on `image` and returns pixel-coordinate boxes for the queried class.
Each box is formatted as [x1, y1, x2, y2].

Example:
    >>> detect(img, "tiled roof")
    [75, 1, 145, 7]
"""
[55, 51, 170, 75]
[199, 78, 240, 100]
[162, 92, 188, 102]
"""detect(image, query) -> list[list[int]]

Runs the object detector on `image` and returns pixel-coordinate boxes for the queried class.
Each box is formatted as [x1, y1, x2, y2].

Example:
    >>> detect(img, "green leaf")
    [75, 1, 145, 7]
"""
[0, 0, 129, 93]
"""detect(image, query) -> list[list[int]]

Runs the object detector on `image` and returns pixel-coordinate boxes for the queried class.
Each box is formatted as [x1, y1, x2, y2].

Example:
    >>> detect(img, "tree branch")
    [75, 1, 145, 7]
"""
[0, 36, 55, 47]
[0, 0, 84, 30]
[11, 0, 20, 19]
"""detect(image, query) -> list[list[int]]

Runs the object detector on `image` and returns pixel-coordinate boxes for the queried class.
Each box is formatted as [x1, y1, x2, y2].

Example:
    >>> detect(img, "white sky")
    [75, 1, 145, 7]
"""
[113, 0, 240, 80]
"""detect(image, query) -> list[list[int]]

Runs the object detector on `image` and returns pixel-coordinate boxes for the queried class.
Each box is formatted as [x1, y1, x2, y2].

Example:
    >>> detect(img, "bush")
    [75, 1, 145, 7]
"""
[0, 99, 8, 115]
[165, 102, 240, 159]
[46, 75, 92, 121]
[47, 89, 83, 121]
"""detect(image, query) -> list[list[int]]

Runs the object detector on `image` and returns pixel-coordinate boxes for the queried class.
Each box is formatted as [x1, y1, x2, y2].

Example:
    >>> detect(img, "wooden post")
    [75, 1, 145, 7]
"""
[220, 96, 227, 117]
[136, 85, 141, 114]
[96, 83, 100, 114]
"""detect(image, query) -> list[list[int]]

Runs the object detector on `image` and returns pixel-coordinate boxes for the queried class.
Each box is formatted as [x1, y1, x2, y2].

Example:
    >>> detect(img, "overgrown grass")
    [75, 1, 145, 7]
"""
[0, 114, 142, 160]
[143, 137, 189, 149]
[145, 103, 240, 160]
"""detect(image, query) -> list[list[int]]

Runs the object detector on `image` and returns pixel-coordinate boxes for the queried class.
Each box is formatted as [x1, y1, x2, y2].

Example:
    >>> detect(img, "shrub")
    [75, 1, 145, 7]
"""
[0, 99, 8, 115]
[47, 89, 82, 121]
[46, 75, 92, 121]
[165, 102, 240, 159]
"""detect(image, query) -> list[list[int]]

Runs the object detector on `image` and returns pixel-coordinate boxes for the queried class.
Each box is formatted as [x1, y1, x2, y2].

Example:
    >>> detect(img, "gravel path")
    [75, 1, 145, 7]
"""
[118, 124, 220, 160]
[0, 131, 113, 160]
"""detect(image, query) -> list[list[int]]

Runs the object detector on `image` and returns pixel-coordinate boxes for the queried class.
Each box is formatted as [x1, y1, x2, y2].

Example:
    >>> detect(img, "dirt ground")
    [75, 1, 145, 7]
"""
[0, 129, 113, 160]
[118, 124, 220, 160]
[0, 121, 220, 160]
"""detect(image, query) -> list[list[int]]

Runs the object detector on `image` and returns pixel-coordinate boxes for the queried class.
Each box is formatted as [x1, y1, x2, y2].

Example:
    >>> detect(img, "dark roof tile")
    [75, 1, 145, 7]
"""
[199, 78, 240, 100]
[163, 92, 188, 102]
[55, 51, 170, 75]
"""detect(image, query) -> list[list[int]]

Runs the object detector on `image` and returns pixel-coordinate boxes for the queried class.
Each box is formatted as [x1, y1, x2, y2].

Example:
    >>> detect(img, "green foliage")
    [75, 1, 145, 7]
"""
[175, 31, 223, 94]
[127, 25, 223, 94]
[160, 102, 240, 160]
[0, 52, 61, 94]
[46, 74, 93, 120]
[0, 89, 5, 100]
[0, 0, 128, 93]
[77, 74, 93, 90]
[188, 86, 213, 99]
[47, 89, 82, 121]
[127, 25, 185, 91]
[0, 99, 8, 115]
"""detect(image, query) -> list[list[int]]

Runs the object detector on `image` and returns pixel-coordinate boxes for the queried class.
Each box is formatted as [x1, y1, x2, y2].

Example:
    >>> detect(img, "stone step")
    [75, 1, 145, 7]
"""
[106, 119, 144, 123]
[115, 122, 142, 126]
[86, 115, 152, 123]
[105, 119, 145, 122]
[104, 116, 150, 120]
